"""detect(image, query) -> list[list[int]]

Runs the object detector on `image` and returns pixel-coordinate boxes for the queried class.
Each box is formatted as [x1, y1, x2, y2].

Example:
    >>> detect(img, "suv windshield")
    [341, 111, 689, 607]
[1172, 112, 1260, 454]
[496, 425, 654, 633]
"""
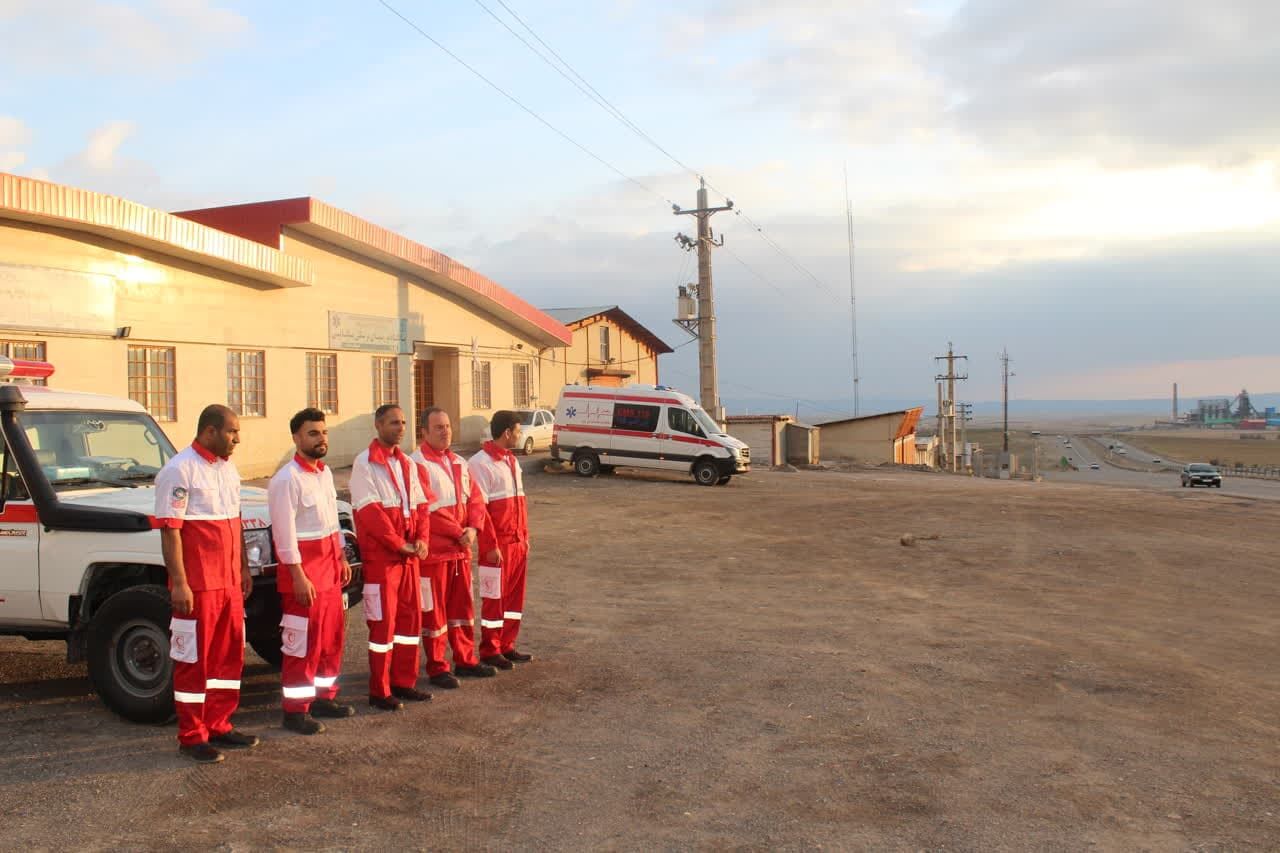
[6, 410, 177, 493]
[516, 410, 536, 426]
[1188, 464, 1216, 473]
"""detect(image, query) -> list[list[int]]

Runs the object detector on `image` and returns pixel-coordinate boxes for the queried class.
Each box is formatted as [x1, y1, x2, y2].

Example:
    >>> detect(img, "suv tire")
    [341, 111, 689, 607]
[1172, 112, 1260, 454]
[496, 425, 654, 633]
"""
[524, 437, 535, 456]
[86, 584, 176, 724]
[247, 591, 284, 670]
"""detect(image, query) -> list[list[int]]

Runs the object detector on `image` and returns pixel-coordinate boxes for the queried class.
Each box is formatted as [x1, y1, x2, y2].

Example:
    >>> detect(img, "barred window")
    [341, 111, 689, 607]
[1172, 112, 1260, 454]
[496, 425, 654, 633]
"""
[372, 356, 399, 409]
[472, 360, 491, 410]
[599, 326, 611, 362]
[306, 352, 338, 414]
[0, 340, 47, 386]
[127, 346, 176, 421]
[227, 350, 266, 417]
[512, 362, 532, 408]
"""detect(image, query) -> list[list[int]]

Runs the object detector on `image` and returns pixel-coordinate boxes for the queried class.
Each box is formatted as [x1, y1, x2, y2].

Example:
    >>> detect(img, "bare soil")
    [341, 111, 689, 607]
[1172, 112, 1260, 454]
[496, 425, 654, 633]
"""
[2, 467, 1278, 850]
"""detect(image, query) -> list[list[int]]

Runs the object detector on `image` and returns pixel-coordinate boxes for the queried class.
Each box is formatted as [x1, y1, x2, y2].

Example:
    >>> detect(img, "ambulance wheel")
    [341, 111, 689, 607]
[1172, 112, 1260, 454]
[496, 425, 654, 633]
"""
[523, 437, 535, 456]
[573, 451, 600, 477]
[716, 475, 732, 486]
[693, 460, 721, 486]
[86, 584, 175, 724]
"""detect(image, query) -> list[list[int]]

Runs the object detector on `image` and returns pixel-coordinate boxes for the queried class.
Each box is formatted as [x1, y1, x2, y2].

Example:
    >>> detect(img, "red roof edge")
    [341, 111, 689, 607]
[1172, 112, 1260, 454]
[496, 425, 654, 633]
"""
[174, 198, 312, 250]
[175, 197, 572, 347]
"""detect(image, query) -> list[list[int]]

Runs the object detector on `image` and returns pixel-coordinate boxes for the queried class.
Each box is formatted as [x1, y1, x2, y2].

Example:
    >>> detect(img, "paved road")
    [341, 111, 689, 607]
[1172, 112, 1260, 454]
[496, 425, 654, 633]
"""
[1036, 434, 1280, 501]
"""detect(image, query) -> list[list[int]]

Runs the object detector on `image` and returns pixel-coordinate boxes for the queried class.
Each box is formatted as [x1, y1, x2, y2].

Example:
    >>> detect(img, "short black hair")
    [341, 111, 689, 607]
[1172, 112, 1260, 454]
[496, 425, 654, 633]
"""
[290, 407, 326, 435]
[490, 410, 520, 439]
[374, 403, 402, 422]
[197, 404, 236, 434]
[417, 406, 447, 435]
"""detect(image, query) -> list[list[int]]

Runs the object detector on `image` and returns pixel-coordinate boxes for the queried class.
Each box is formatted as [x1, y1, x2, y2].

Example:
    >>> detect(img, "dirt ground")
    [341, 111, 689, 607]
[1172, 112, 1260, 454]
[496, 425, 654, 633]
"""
[2, 467, 1278, 850]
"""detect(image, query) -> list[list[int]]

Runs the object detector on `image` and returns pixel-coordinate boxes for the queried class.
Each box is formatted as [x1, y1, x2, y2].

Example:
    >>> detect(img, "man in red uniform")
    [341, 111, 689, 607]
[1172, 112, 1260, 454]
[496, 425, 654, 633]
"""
[469, 410, 533, 670]
[155, 404, 258, 763]
[410, 407, 497, 688]
[350, 404, 431, 711]
[268, 408, 356, 735]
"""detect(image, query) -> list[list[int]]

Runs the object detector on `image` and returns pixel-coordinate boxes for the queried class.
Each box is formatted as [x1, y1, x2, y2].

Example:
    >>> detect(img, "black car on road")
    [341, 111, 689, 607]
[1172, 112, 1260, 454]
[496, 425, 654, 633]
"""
[1181, 463, 1222, 488]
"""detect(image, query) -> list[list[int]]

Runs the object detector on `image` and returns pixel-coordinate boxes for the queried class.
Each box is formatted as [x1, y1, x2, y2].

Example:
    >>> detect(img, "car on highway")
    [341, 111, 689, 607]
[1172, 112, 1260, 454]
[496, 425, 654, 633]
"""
[1089, 463, 1100, 470]
[1151, 458, 1162, 464]
[1181, 463, 1222, 488]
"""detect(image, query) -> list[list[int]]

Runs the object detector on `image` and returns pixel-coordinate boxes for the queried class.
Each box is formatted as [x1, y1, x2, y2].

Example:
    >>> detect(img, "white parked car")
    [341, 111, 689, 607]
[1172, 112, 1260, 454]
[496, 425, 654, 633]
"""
[514, 409, 555, 455]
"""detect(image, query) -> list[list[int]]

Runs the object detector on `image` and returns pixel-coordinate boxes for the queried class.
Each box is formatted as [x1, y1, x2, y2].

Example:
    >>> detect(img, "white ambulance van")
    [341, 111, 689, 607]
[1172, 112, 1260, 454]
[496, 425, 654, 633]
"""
[551, 384, 750, 485]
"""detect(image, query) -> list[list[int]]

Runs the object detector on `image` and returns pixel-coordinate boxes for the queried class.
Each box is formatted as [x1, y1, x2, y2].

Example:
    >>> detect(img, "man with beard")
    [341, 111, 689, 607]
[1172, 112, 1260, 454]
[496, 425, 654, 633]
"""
[155, 404, 259, 763]
[350, 404, 431, 710]
[268, 408, 356, 735]
[469, 410, 533, 670]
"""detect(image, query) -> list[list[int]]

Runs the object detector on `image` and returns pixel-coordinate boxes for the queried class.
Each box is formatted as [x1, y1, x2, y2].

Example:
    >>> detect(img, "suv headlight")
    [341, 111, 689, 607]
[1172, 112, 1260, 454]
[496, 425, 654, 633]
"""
[242, 527, 274, 576]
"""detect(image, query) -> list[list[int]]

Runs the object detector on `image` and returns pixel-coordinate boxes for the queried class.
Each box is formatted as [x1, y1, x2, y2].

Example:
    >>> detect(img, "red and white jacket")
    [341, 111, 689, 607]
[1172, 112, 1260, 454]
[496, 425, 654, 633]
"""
[267, 454, 343, 594]
[469, 441, 528, 554]
[349, 440, 428, 581]
[411, 444, 487, 565]
[154, 442, 242, 591]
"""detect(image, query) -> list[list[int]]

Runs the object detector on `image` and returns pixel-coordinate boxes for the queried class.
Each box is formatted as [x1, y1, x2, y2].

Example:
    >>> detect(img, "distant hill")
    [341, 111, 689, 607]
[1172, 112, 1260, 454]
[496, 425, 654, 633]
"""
[724, 393, 1280, 424]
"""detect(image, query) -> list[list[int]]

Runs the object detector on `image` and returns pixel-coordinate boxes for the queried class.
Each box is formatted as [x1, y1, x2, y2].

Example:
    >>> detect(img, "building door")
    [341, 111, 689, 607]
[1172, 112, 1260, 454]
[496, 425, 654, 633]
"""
[413, 360, 434, 417]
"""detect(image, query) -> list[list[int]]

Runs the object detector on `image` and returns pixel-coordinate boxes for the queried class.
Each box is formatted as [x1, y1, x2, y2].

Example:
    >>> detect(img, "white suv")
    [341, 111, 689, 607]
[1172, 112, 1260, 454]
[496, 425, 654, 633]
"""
[0, 359, 362, 722]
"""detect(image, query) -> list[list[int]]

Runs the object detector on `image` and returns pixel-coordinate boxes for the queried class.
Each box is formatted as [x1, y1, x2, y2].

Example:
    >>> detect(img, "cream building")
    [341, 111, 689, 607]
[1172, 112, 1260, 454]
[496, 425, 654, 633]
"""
[817, 408, 925, 465]
[538, 306, 672, 395]
[0, 173, 572, 477]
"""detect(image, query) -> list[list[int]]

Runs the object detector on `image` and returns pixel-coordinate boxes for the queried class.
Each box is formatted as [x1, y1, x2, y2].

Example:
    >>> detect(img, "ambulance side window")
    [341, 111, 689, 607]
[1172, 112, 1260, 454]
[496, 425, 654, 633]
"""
[612, 404, 659, 433]
[668, 408, 704, 438]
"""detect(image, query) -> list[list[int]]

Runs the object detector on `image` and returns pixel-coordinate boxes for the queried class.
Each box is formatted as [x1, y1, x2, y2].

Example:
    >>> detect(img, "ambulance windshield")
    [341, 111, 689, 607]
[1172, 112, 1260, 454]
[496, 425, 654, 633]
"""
[690, 406, 722, 436]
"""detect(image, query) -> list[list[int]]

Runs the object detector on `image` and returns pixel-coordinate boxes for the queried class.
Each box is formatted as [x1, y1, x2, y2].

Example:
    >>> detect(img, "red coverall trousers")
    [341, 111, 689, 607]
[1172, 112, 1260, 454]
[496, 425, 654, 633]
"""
[421, 557, 480, 675]
[479, 541, 528, 659]
[280, 587, 345, 713]
[171, 588, 244, 746]
[365, 560, 422, 698]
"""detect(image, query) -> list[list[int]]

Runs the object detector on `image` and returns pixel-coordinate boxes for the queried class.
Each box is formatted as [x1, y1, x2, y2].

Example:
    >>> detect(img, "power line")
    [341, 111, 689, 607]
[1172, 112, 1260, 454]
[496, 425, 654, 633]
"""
[375, 0, 672, 205]
[465, 0, 842, 305]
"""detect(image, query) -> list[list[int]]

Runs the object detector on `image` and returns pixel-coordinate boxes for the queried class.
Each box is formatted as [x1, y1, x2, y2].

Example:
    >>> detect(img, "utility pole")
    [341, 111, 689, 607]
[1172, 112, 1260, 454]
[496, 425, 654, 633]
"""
[935, 382, 945, 469]
[958, 402, 973, 470]
[844, 164, 860, 417]
[673, 178, 733, 424]
[934, 342, 968, 472]
[1000, 348, 1013, 453]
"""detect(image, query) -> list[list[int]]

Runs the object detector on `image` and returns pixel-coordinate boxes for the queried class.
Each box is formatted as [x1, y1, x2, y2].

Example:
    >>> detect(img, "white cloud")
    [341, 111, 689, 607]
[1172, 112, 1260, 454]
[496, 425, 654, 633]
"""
[78, 120, 135, 171]
[0, 0, 249, 74]
[0, 115, 32, 147]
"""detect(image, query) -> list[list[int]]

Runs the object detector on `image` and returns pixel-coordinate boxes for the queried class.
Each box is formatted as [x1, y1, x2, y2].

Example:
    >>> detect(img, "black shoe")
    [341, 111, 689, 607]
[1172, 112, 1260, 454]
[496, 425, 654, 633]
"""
[179, 742, 224, 764]
[282, 712, 326, 735]
[209, 729, 260, 749]
[480, 655, 514, 671]
[391, 686, 432, 702]
[503, 650, 533, 663]
[369, 695, 405, 712]
[455, 663, 497, 678]
[311, 698, 356, 718]
[429, 673, 461, 689]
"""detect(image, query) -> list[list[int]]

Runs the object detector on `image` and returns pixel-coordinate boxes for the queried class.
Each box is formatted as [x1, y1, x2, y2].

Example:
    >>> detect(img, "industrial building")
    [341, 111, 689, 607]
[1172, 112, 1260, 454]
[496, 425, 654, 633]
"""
[0, 172, 574, 477]
[538, 305, 671, 392]
[816, 408, 924, 465]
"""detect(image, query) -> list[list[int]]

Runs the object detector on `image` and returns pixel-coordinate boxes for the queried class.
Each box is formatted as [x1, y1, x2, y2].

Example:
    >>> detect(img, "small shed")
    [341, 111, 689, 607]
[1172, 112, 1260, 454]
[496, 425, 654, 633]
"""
[817, 407, 924, 465]
[725, 414, 793, 468]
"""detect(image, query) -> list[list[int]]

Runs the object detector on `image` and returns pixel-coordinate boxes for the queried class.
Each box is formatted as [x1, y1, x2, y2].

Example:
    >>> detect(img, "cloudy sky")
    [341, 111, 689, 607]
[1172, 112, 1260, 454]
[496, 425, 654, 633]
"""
[2, 0, 1277, 412]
